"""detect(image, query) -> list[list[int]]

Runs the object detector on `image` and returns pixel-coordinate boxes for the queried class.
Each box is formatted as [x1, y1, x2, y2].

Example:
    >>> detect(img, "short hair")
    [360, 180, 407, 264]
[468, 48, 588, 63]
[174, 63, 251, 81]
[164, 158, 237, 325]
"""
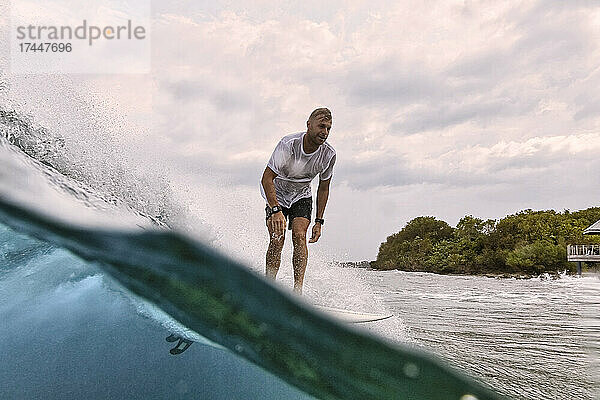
[308, 107, 332, 122]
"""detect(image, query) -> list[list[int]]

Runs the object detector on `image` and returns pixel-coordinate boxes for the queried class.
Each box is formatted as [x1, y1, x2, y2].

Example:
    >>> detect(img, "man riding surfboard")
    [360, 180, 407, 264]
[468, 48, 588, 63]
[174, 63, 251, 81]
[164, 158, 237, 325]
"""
[260, 108, 336, 294]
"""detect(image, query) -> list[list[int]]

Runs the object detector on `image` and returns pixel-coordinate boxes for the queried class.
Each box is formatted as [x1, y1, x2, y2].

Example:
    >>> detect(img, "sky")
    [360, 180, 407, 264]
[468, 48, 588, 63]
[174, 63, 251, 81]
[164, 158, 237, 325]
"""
[2, 0, 600, 261]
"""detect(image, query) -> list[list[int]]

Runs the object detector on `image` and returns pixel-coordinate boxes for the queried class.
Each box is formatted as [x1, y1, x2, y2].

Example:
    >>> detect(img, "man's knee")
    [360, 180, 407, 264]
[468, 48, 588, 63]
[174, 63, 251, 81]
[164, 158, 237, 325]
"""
[268, 235, 285, 251]
[292, 228, 307, 244]
[290, 217, 309, 244]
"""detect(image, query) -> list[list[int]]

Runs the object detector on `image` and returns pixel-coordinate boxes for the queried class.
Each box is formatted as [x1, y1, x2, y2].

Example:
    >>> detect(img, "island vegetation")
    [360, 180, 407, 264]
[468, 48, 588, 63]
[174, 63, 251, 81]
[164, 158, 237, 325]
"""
[371, 207, 600, 276]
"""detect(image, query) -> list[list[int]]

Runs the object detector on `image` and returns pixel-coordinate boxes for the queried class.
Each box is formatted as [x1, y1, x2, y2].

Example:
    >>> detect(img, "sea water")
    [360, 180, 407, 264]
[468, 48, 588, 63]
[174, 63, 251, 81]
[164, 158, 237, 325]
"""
[361, 270, 600, 400]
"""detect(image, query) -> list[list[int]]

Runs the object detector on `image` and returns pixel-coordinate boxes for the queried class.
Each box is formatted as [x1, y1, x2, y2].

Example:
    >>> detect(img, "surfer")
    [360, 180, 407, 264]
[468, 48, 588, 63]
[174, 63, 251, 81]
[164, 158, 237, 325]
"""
[260, 108, 336, 294]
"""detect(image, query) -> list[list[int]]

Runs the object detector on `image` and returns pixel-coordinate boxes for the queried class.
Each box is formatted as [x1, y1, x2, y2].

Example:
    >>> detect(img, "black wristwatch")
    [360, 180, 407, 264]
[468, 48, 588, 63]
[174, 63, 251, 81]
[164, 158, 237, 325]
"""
[271, 205, 282, 215]
[315, 218, 324, 225]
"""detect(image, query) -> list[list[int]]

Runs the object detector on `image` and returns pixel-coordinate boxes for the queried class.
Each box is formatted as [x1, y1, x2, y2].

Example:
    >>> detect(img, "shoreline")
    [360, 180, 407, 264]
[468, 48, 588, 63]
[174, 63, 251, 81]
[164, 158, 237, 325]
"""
[334, 261, 599, 279]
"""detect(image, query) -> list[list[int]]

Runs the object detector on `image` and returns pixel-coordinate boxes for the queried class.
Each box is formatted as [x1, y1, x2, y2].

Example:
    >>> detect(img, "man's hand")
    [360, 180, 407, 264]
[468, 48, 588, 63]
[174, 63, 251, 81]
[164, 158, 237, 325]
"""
[309, 223, 322, 243]
[268, 211, 286, 239]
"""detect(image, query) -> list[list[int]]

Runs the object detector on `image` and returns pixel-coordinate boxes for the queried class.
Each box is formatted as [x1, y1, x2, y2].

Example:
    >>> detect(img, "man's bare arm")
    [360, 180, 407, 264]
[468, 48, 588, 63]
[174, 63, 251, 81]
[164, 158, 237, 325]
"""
[309, 178, 331, 243]
[261, 166, 286, 237]
[261, 167, 280, 208]
[315, 178, 331, 219]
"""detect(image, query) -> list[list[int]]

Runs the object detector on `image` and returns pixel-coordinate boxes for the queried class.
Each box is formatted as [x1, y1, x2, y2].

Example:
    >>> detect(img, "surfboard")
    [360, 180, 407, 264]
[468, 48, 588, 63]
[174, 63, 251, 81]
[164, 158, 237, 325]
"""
[314, 305, 393, 323]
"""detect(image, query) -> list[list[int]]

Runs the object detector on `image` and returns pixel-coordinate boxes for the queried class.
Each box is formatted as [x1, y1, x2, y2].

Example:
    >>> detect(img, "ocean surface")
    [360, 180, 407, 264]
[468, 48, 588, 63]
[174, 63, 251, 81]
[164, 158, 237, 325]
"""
[1, 91, 597, 399]
[361, 269, 600, 400]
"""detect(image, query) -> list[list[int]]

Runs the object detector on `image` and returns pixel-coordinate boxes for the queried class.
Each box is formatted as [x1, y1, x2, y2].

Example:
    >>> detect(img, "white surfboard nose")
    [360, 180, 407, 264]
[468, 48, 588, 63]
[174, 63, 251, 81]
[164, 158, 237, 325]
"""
[313, 305, 393, 323]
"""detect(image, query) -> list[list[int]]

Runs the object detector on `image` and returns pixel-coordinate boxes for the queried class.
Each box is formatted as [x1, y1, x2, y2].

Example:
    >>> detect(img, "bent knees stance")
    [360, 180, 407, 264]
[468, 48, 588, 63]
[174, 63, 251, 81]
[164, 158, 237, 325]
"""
[291, 217, 310, 245]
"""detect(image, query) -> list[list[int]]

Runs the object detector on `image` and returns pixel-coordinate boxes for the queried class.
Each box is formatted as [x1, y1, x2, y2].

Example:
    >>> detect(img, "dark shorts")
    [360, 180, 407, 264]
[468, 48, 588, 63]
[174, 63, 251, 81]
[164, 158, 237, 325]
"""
[265, 197, 312, 230]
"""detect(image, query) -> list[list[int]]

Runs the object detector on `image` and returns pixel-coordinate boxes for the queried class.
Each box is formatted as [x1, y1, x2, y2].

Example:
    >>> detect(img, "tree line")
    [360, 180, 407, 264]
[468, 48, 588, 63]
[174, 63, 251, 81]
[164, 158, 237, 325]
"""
[372, 207, 600, 276]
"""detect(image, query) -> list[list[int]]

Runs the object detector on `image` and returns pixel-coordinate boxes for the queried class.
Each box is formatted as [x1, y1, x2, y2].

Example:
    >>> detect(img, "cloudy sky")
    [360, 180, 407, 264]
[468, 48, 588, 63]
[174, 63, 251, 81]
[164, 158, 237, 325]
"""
[3, 0, 600, 261]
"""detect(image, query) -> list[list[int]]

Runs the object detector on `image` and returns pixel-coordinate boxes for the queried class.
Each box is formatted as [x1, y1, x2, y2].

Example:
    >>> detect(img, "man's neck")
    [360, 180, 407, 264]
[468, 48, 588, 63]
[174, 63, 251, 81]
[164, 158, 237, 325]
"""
[303, 133, 319, 154]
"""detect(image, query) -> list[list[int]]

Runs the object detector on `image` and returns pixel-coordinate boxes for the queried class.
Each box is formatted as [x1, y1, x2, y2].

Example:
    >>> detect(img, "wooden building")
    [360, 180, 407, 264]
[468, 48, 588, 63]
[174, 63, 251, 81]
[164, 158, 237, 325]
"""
[567, 218, 600, 274]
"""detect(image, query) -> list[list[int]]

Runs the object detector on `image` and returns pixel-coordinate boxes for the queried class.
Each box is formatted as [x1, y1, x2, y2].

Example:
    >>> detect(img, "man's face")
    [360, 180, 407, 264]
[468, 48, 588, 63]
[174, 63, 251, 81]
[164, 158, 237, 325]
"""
[306, 116, 332, 146]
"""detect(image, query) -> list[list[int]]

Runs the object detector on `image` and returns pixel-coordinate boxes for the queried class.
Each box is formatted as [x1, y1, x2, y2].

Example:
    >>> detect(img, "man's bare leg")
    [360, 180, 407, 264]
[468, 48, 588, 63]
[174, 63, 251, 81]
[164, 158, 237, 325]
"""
[266, 218, 286, 279]
[291, 217, 310, 294]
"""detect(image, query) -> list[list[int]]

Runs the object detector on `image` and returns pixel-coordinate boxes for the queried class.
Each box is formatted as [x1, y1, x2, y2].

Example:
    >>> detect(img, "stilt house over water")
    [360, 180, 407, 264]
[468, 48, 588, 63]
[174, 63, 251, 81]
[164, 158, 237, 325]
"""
[568, 218, 600, 274]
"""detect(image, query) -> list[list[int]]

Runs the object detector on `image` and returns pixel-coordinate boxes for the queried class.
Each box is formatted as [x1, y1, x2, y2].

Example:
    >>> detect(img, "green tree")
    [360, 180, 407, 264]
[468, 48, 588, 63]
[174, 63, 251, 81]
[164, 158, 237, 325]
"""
[373, 207, 599, 276]
[506, 240, 570, 274]
[375, 216, 453, 270]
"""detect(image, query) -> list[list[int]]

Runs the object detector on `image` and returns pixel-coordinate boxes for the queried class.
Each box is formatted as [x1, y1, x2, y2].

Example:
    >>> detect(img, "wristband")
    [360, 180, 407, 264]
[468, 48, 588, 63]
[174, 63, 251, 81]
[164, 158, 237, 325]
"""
[315, 218, 324, 225]
[271, 205, 282, 214]
[266, 205, 282, 220]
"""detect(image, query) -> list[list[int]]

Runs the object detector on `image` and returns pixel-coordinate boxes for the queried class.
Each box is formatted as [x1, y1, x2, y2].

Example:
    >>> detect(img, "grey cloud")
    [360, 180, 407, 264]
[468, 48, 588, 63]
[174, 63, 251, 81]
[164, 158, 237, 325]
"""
[339, 2, 597, 136]
[334, 142, 600, 192]
[335, 156, 489, 190]
[510, 26, 590, 71]
[573, 101, 600, 121]
[446, 50, 513, 83]
[390, 98, 531, 135]
[573, 76, 600, 121]
[344, 59, 442, 106]
[515, 0, 599, 30]
[341, 57, 519, 135]
[169, 150, 265, 187]
[509, 2, 595, 73]
[164, 79, 253, 111]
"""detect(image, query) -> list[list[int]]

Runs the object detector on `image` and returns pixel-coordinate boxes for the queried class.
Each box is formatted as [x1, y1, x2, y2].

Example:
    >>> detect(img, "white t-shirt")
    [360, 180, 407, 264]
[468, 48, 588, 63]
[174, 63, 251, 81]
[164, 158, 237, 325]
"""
[261, 132, 336, 208]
